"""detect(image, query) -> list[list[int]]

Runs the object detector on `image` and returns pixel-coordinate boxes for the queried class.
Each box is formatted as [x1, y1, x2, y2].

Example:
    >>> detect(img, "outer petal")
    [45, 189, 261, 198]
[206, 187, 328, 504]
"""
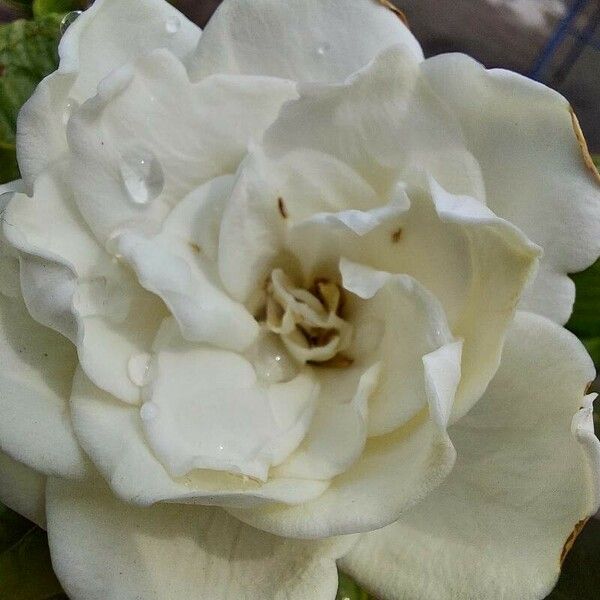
[46, 478, 353, 600]
[4, 168, 167, 405]
[262, 45, 486, 201]
[189, 0, 423, 83]
[421, 53, 600, 324]
[17, 0, 200, 188]
[0, 451, 46, 528]
[340, 311, 600, 600]
[0, 292, 88, 480]
[67, 49, 296, 242]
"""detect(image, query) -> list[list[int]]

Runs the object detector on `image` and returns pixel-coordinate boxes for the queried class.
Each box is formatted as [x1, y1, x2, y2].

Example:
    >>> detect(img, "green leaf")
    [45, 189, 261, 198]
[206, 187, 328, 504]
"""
[32, 0, 85, 18]
[568, 258, 600, 356]
[0, 14, 63, 184]
[0, 505, 66, 600]
[336, 572, 372, 600]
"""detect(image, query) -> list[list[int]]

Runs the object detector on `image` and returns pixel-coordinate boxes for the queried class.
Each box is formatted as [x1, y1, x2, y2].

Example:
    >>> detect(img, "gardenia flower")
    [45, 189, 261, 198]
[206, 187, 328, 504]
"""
[1, 0, 599, 598]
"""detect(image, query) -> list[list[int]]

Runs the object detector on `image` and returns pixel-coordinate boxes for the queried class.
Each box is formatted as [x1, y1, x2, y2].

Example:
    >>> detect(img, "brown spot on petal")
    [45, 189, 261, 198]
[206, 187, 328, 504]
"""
[560, 518, 588, 565]
[308, 353, 354, 369]
[277, 197, 288, 219]
[377, 0, 409, 27]
[188, 242, 202, 254]
[391, 227, 403, 243]
[570, 107, 600, 186]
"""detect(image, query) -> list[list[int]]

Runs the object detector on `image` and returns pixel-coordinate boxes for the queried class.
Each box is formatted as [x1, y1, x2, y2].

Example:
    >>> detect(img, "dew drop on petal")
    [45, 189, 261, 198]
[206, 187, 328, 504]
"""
[128, 353, 152, 387]
[251, 333, 297, 383]
[165, 16, 181, 34]
[119, 148, 164, 206]
[140, 402, 159, 422]
[62, 98, 80, 125]
[60, 11, 83, 35]
[316, 42, 331, 57]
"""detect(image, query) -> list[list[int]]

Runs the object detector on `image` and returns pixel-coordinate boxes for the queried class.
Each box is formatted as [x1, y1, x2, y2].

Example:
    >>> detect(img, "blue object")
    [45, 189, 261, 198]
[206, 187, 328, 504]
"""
[528, 0, 598, 82]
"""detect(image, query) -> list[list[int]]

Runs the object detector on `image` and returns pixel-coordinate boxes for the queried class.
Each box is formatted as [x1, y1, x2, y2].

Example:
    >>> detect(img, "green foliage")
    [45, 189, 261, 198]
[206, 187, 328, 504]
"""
[336, 572, 372, 600]
[0, 14, 63, 184]
[0, 505, 66, 600]
[32, 0, 85, 18]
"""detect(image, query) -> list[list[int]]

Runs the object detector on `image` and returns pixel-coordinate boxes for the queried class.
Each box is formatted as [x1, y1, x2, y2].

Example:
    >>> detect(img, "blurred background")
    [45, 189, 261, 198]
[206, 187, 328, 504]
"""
[0, 2, 598, 600]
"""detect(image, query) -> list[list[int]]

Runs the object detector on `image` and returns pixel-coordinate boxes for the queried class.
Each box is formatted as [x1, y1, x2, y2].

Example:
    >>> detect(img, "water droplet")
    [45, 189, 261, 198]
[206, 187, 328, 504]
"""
[60, 11, 83, 35]
[316, 42, 331, 57]
[140, 402, 159, 422]
[251, 333, 297, 383]
[128, 353, 152, 387]
[119, 148, 164, 206]
[62, 98, 80, 125]
[165, 16, 181, 34]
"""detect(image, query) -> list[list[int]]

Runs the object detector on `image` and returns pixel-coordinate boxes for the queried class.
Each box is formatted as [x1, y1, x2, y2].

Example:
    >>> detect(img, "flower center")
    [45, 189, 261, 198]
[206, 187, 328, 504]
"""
[263, 269, 353, 367]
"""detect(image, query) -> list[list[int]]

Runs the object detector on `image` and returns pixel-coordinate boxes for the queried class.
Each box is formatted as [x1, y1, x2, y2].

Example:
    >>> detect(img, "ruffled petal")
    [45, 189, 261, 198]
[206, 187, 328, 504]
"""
[46, 478, 353, 600]
[17, 0, 200, 188]
[340, 311, 600, 600]
[189, 0, 423, 82]
[70, 367, 330, 508]
[0, 292, 88, 479]
[67, 49, 296, 242]
[421, 53, 600, 324]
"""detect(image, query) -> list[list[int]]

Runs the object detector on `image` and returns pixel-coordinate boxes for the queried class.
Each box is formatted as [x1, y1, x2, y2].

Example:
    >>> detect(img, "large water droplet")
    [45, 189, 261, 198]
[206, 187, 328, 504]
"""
[119, 149, 164, 206]
[140, 402, 159, 422]
[60, 11, 83, 35]
[165, 16, 181, 34]
[128, 353, 152, 387]
[251, 333, 297, 383]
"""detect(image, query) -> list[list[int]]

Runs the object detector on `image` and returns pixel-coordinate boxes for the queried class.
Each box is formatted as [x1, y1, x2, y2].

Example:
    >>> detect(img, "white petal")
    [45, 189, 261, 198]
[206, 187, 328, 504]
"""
[218, 148, 379, 303]
[70, 367, 329, 508]
[341, 311, 600, 600]
[115, 176, 258, 351]
[0, 293, 88, 479]
[17, 0, 200, 188]
[189, 0, 423, 83]
[422, 53, 600, 324]
[67, 49, 296, 242]
[139, 325, 318, 481]
[0, 451, 46, 528]
[46, 478, 352, 600]
[263, 45, 486, 201]
[340, 259, 460, 435]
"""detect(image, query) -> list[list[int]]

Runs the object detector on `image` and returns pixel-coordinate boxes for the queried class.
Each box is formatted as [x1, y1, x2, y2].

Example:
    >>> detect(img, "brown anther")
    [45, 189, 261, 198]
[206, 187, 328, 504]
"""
[391, 227, 403, 243]
[309, 353, 354, 368]
[277, 197, 288, 219]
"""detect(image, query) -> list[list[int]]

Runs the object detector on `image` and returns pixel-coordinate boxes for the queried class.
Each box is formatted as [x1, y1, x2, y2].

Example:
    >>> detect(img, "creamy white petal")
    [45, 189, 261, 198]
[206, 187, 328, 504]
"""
[290, 182, 539, 421]
[67, 49, 296, 242]
[46, 478, 353, 600]
[263, 45, 486, 201]
[70, 367, 330, 508]
[340, 258, 461, 435]
[115, 176, 258, 351]
[138, 322, 318, 481]
[340, 311, 600, 600]
[218, 148, 379, 303]
[422, 53, 600, 324]
[189, 0, 423, 83]
[16, 0, 200, 188]
[0, 293, 88, 479]
[0, 451, 46, 528]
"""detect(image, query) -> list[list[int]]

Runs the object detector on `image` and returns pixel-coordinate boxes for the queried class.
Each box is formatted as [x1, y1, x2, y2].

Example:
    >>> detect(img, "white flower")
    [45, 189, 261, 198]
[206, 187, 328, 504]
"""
[1, 0, 599, 598]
